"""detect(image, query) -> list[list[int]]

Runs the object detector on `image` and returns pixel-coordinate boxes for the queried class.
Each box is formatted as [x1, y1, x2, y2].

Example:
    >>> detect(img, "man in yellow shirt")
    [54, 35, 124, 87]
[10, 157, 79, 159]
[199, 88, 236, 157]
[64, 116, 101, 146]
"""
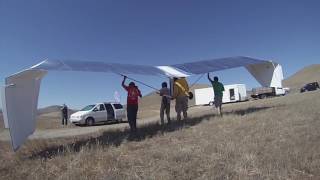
[172, 77, 190, 121]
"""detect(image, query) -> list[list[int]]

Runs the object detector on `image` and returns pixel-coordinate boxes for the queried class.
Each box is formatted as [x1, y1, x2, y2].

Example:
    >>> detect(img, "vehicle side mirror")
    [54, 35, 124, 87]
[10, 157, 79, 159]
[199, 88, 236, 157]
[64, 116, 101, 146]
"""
[93, 108, 98, 112]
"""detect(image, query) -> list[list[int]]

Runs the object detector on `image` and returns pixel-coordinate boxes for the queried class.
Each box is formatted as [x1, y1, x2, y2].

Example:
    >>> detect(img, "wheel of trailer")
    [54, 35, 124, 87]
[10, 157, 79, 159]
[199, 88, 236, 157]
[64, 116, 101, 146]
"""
[259, 94, 266, 99]
[209, 101, 214, 106]
[86, 117, 95, 126]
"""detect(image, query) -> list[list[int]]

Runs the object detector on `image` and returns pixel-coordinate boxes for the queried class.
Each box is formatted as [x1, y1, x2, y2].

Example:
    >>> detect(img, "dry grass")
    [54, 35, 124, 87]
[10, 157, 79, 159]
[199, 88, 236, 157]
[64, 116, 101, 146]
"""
[1, 90, 320, 180]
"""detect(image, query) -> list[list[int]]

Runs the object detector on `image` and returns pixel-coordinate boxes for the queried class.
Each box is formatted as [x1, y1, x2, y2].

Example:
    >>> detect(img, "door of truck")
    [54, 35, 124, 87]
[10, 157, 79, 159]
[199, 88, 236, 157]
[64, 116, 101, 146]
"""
[93, 104, 108, 122]
[104, 103, 115, 120]
[112, 104, 126, 120]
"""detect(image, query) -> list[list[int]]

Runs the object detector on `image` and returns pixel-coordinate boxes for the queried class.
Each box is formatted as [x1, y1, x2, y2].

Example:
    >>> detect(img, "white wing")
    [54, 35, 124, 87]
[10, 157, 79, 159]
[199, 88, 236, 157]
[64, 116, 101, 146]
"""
[2, 56, 283, 151]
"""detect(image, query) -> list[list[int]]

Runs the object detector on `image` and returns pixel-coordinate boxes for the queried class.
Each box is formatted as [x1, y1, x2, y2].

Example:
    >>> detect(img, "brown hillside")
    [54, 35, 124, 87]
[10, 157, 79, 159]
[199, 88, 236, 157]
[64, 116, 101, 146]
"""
[283, 64, 320, 90]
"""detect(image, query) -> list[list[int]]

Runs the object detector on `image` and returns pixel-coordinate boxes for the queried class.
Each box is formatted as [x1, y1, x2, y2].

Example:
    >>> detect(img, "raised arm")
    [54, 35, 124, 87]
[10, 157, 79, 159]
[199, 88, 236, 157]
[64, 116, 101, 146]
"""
[207, 73, 213, 82]
[122, 76, 127, 89]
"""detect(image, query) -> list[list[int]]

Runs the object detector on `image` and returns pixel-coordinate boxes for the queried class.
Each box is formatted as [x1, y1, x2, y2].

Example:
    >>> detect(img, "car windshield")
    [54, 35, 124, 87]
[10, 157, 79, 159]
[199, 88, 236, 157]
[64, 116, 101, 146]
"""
[80, 105, 95, 111]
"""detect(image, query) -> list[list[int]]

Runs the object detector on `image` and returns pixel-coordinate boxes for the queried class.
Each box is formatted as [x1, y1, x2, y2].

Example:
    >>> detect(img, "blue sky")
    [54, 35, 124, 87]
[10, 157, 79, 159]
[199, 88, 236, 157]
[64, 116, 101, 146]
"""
[1, 0, 319, 109]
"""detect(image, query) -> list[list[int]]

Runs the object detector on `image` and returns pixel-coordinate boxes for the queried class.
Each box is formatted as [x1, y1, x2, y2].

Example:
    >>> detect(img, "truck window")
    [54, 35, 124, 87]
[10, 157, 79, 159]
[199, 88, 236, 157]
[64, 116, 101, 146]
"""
[98, 104, 106, 111]
[113, 104, 123, 109]
[104, 103, 115, 120]
[229, 89, 235, 100]
[81, 105, 95, 111]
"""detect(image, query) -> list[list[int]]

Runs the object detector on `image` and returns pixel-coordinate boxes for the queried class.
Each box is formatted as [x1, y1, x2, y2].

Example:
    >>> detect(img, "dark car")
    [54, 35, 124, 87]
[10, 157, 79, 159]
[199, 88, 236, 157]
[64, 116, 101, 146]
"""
[300, 82, 320, 93]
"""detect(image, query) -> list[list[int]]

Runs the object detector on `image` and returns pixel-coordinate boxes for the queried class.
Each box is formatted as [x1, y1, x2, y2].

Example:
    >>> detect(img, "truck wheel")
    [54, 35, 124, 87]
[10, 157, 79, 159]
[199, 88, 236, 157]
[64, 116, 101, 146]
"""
[118, 119, 123, 123]
[86, 117, 95, 126]
[259, 94, 266, 99]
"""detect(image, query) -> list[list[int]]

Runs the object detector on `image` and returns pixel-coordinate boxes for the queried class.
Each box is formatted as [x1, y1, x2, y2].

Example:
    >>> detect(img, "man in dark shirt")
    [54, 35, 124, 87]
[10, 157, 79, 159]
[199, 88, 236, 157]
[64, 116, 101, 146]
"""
[158, 82, 171, 125]
[61, 104, 68, 125]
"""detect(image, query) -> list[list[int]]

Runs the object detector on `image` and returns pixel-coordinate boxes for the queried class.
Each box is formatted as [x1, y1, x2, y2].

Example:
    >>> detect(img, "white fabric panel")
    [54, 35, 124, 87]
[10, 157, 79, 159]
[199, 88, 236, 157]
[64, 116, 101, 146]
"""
[30, 59, 166, 76]
[29, 57, 274, 80]
[30, 57, 270, 78]
[1, 86, 9, 128]
[245, 62, 283, 87]
[172, 56, 269, 74]
[270, 64, 283, 87]
[156, 66, 189, 77]
[4, 70, 47, 151]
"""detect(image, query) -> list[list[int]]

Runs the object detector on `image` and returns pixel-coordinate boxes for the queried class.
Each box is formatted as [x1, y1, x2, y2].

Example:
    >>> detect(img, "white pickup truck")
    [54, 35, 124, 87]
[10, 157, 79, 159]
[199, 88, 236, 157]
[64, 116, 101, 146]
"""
[70, 102, 126, 126]
[251, 87, 288, 99]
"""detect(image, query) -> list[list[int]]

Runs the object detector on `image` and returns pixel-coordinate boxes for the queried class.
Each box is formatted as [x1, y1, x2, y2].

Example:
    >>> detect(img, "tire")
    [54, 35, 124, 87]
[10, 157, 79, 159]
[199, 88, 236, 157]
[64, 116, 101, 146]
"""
[117, 119, 123, 123]
[259, 94, 266, 99]
[86, 117, 95, 126]
[209, 101, 214, 106]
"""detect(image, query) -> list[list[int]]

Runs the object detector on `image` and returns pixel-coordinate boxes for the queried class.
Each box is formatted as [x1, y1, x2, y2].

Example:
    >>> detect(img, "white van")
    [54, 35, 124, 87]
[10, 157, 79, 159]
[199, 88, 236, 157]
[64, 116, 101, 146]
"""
[70, 102, 126, 126]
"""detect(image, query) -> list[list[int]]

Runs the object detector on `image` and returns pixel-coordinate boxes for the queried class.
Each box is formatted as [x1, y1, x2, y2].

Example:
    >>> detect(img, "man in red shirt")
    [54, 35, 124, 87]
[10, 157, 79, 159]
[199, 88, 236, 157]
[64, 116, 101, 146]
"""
[122, 76, 142, 133]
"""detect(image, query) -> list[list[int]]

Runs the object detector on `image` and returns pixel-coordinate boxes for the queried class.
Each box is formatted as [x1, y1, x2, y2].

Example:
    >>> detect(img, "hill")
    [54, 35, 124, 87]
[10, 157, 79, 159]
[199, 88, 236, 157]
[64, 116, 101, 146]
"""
[38, 105, 77, 115]
[283, 64, 320, 91]
[38, 105, 63, 115]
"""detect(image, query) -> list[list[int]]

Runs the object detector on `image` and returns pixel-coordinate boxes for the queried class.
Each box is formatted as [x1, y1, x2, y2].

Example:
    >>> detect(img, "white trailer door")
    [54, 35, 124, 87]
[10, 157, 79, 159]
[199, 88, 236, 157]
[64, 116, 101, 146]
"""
[194, 88, 214, 105]
[112, 104, 126, 120]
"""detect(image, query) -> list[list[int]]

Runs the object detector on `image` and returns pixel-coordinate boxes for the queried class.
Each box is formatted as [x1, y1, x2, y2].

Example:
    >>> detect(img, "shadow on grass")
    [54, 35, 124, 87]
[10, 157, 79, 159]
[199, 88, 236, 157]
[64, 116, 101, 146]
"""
[75, 120, 128, 127]
[29, 106, 272, 159]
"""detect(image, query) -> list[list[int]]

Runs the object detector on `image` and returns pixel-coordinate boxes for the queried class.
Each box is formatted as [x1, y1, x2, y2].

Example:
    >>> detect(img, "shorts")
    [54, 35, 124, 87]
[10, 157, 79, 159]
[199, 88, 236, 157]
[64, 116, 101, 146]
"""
[214, 96, 222, 108]
[175, 96, 188, 113]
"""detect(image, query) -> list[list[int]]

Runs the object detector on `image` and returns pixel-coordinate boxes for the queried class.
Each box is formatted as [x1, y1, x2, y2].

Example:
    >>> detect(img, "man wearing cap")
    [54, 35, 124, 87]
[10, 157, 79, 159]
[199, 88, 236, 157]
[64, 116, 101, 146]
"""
[122, 76, 142, 133]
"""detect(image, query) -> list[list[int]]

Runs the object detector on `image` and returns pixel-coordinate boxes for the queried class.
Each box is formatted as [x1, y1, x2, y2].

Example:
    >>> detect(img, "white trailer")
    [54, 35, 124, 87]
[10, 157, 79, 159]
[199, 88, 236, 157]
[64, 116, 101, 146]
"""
[194, 84, 247, 106]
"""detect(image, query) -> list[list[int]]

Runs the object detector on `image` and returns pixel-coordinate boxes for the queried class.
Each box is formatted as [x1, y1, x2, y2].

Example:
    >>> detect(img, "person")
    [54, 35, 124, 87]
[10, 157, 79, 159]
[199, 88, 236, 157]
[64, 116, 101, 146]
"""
[207, 73, 225, 116]
[122, 76, 142, 133]
[172, 77, 189, 121]
[158, 82, 171, 125]
[61, 104, 68, 125]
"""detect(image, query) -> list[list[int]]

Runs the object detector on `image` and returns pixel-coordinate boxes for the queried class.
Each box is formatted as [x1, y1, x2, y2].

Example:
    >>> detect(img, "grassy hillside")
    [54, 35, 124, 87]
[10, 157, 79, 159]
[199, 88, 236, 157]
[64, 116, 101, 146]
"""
[283, 64, 320, 91]
[1, 91, 319, 179]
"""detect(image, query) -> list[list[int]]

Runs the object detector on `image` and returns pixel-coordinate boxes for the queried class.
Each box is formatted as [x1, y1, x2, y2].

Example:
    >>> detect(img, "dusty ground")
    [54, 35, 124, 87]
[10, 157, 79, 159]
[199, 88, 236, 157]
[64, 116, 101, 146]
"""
[0, 90, 320, 179]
